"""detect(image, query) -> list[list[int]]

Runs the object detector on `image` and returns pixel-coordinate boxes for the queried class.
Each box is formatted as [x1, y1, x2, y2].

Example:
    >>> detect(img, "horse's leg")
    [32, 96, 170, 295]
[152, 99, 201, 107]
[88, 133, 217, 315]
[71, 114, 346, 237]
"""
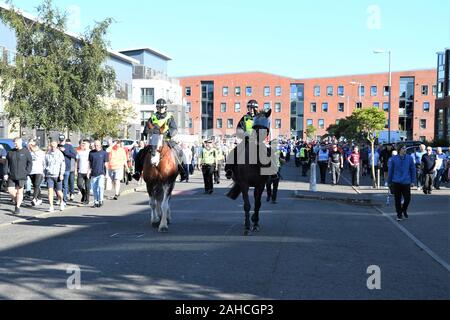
[252, 184, 265, 232]
[242, 186, 251, 236]
[150, 196, 159, 228]
[158, 184, 170, 233]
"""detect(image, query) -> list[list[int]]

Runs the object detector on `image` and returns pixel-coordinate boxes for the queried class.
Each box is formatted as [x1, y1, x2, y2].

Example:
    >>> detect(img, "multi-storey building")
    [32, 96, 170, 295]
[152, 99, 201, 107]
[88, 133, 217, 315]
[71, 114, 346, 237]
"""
[180, 69, 437, 142]
[435, 49, 450, 142]
[0, 3, 185, 143]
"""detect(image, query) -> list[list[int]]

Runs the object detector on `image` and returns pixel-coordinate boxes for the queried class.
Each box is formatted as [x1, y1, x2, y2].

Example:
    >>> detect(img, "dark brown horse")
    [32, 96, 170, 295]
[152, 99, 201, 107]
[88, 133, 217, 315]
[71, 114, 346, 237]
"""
[225, 110, 275, 236]
[143, 123, 178, 233]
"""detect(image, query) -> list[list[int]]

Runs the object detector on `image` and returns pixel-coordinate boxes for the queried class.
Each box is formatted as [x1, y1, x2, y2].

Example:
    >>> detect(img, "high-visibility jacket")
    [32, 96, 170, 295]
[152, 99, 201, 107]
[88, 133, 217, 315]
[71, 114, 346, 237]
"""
[201, 148, 217, 165]
[244, 115, 254, 133]
[151, 112, 173, 135]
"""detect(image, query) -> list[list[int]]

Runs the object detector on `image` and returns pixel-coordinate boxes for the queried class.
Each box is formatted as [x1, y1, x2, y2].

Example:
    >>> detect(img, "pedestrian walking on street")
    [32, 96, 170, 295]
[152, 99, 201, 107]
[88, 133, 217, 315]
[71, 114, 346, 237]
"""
[181, 143, 192, 183]
[413, 144, 426, 190]
[58, 135, 77, 203]
[348, 146, 361, 187]
[44, 140, 66, 213]
[328, 144, 344, 186]
[317, 143, 329, 184]
[28, 139, 46, 207]
[421, 146, 437, 195]
[76, 140, 91, 205]
[266, 143, 285, 204]
[107, 140, 128, 200]
[200, 139, 218, 194]
[388, 145, 416, 222]
[0, 144, 7, 192]
[434, 147, 446, 190]
[4, 137, 33, 214]
[89, 140, 109, 208]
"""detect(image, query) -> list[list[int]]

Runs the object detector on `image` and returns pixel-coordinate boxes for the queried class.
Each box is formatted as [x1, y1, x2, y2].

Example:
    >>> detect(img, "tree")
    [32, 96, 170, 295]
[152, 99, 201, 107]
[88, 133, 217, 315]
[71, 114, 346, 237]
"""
[351, 108, 387, 187]
[84, 99, 135, 141]
[305, 125, 317, 141]
[0, 0, 115, 136]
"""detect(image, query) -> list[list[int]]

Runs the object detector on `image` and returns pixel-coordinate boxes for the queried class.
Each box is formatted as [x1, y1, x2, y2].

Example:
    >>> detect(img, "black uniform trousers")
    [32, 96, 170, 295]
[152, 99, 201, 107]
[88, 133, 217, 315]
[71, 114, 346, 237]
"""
[202, 165, 214, 193]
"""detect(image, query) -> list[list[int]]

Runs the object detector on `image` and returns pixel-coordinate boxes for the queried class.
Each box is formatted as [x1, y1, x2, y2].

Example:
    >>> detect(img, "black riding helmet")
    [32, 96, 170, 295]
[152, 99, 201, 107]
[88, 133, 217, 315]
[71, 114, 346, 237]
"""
[247, 100, 259, 110]
[156, 99, 167, 110]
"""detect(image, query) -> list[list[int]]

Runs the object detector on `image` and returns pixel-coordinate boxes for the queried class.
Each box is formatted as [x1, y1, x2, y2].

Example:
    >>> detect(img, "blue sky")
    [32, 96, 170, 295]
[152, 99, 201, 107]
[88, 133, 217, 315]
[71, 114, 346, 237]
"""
[8, 0, 450, 78]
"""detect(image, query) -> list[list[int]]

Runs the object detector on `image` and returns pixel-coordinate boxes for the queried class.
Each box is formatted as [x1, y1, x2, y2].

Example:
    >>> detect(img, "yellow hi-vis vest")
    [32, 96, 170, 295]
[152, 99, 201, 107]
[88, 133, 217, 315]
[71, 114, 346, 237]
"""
[151, 112, 173, 134]
[244, 115, 254, 133]
[202, 148, 216, 165]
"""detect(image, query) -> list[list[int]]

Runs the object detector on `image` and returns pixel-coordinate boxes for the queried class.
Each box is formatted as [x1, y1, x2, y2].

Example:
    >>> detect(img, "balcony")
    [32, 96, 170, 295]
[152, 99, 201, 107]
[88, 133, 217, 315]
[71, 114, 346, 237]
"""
[132, 65, 179, 85]
[0, 46, 17, 66]
[115, 81, 131, 101]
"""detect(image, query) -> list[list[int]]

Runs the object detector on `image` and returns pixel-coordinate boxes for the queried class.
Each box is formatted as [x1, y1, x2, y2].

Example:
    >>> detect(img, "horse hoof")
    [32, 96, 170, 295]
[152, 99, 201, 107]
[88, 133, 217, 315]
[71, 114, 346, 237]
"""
[158, 226, 169, 233]
[252, 225, 260, 233]
[151, 221, 160, 229]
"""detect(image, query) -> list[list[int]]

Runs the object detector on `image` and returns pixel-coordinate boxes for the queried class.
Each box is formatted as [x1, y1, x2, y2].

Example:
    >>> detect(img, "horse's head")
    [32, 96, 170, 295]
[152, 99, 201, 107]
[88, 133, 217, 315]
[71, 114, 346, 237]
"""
[252, 109, 272, 142]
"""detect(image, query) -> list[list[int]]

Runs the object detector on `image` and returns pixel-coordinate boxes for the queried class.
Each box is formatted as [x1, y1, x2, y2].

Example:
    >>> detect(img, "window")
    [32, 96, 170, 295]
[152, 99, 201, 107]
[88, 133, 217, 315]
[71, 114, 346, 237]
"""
[371, 86, 378, 96]
[338, 103, 345, 112]
[235, 103, 241, 113]
[310, 103, 317, 113]
[338, 86, 345, 96]
[186, 102, 192, 113]
[419, 136, 426, 142]
[227, 119, 234, 129]
[185, 87, 191, 96]
[322, 103, 328, 112]
[217, 119, 223, 129]
[275, 119, 282, 129]
[314, 86, 321, 97]
[141, 88, 154, 105]
[373, 102, 380, 109]
[246, 86, 253, 96]
[420, 119, 427, 129]
[356, 102, 362, 109]
[264, 86, 271, 97]
[383, 102, 390, 112]
[264, 102, 271, 111]
[275, 86, 282, 96]
[432, 85, 437, 96]
[140, 111, 152, 127]
[275, 103, 282, 113]
[359, 86, 365, 97]
[222, 86, 229, 96]
[422, 85, 429, 95]
[307, 119, 313, 126]
[327, 86, 333, 96]
[188, 118, 193, 129]
[423, 102, 430, 112]
[235, 87, 241, 96]
[383, 86, 390, 96]
[220, 103, 227, 113]
[318, 119, 325, 129]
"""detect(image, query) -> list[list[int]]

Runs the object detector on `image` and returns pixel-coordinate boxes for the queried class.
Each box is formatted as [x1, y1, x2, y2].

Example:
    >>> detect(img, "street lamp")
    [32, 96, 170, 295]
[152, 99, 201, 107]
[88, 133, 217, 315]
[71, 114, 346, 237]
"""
[374, 49, 392, 144]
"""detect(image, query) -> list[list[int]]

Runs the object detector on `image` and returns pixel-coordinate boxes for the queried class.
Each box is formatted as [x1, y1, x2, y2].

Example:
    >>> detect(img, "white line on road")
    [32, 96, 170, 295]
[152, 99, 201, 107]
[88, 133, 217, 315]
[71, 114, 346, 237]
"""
[342, 175, 450, 273]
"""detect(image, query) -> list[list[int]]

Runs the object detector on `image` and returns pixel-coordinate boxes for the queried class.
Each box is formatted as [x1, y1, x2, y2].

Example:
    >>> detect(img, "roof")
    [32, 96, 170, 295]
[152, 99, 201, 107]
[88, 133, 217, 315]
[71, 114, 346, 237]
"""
[176, 71, 293, 79]
[0, 2, 138, 65]
[119, 47, 172, 61]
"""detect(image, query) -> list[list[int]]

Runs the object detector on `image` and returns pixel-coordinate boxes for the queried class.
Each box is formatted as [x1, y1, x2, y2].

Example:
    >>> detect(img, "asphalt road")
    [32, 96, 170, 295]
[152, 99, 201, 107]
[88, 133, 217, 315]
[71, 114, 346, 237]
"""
[0, 161, 448, 300]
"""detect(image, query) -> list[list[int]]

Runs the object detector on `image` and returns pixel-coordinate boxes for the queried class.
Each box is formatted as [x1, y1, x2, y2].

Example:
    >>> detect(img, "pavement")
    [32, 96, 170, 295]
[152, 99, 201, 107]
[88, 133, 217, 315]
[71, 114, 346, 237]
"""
[0, 160, 448, 300]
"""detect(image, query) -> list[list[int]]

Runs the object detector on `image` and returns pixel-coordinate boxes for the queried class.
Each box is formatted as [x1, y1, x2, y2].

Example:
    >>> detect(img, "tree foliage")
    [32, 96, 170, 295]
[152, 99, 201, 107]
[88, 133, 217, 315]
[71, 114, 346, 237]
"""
[305, 125, 317, 141]
[0, 0, 115, 134]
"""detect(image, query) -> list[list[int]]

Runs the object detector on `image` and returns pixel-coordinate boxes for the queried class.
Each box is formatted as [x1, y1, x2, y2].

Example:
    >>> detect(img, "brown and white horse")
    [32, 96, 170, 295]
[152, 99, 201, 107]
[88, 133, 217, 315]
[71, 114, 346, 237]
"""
[143, 123, 178, 233]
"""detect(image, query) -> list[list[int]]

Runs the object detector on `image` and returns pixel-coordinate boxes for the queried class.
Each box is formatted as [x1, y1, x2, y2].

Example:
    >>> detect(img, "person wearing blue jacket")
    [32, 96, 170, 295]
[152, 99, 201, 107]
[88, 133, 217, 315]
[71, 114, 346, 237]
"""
[388, 145, 417, 222]
[58, 135, 77, 203]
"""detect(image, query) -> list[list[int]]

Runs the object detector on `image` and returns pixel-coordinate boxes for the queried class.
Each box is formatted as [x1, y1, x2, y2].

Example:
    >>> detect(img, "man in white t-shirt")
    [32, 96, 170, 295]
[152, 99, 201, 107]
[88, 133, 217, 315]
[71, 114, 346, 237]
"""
[181, 143, 193, 183]
[76, 140, 91, 205]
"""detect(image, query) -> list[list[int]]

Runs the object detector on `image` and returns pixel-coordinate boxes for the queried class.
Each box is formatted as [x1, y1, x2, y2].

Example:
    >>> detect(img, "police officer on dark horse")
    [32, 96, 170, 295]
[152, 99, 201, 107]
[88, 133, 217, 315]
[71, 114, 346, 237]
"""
[133, 98, 187, 182]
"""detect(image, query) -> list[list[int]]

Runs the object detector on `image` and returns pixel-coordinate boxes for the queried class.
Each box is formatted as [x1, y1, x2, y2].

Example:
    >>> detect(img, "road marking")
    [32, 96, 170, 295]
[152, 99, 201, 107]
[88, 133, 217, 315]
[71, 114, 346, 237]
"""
[342, 175, 450, 272]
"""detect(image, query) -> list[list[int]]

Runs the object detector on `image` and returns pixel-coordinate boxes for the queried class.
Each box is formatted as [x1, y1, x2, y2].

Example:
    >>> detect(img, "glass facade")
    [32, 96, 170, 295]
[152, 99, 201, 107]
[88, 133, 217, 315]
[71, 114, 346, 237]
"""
[140, 88, 154, 105]
[201, 81, 214, 137]
[291, 84, 304, 139]
[398, 77, 415, 140]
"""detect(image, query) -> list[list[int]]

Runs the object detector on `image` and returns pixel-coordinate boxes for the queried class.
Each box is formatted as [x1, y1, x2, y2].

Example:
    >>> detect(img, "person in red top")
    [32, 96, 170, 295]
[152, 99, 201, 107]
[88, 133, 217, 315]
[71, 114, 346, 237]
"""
[348, 146, 361, 187]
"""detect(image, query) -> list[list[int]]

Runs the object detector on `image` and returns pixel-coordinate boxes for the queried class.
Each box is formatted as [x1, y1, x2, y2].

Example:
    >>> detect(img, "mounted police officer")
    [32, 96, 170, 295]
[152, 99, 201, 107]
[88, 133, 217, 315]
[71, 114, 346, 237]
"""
[133, 99, 187, 181]
[236, 100, 259, 140]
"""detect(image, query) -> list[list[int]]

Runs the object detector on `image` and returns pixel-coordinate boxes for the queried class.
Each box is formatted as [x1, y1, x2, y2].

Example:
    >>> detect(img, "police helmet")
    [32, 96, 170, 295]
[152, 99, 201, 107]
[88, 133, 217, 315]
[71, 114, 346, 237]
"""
[247, 100, 259, 110]
[156, 99, 167, 109]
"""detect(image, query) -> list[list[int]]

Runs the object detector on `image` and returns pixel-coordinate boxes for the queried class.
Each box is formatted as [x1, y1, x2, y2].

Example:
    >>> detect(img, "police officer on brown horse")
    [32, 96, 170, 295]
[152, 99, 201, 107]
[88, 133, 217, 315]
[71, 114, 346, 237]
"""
[133, 98, 187, 181]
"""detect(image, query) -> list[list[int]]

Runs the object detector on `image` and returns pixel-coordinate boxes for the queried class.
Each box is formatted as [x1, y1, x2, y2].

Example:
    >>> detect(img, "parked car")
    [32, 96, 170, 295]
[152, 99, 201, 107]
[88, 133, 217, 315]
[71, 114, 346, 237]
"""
[0, 139, 28, 151]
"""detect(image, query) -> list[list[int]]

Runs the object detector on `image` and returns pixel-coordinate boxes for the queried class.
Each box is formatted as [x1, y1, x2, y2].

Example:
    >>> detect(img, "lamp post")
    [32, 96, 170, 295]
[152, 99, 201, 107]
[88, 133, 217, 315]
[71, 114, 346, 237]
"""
[374, 50, 392, 144]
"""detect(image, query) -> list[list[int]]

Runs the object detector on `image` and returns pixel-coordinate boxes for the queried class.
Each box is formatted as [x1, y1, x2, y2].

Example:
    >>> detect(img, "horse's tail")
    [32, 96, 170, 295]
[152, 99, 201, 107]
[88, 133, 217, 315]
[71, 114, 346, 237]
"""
[226, 183, 242, 200]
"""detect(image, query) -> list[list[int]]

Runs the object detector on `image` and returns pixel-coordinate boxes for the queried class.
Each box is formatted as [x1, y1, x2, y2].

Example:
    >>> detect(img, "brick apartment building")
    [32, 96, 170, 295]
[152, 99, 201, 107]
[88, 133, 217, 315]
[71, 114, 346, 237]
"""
[436, 49, 450, 141]
[180, 69, 437, 142]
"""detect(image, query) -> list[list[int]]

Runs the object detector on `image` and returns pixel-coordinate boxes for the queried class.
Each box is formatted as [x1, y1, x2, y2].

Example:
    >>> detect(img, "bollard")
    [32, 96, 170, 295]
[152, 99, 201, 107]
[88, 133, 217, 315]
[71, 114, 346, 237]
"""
[310, 163, 317, 192]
